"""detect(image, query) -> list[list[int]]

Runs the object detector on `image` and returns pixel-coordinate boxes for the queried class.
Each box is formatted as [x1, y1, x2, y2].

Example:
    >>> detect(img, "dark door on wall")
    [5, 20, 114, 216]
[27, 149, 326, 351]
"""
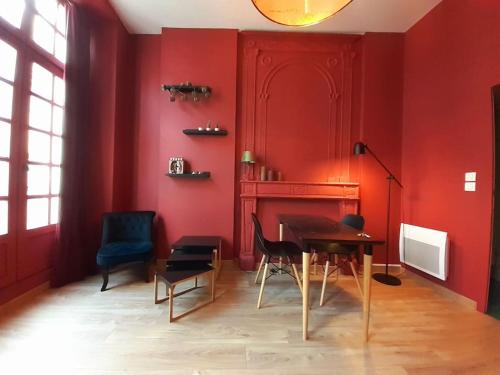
[489, 85, 500, 319]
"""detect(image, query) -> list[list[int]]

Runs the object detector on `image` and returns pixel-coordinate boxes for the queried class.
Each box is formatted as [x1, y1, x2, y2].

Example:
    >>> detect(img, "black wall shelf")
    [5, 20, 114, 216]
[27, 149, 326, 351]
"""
[183, 129, 228, 136]
[167, 172, 211, 179]
[161, 84, 211, 95]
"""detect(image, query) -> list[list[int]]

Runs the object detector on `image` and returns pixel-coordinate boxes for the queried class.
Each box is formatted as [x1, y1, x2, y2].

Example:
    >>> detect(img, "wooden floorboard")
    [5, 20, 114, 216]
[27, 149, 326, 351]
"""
[1, 261, 499, 374]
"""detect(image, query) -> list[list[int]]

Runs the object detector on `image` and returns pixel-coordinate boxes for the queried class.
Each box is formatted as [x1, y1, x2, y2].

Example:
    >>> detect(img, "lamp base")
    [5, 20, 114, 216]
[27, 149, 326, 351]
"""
[372, 272, 402, 286]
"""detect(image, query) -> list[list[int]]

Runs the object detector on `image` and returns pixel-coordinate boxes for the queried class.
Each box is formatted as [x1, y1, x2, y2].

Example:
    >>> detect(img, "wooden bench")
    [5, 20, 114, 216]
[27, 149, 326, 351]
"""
[154, 264, 215, 322]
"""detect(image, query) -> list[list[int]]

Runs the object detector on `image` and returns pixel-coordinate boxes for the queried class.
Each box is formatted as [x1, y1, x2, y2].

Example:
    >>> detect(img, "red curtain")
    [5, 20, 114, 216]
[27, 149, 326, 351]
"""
[51, 2, 91, 287]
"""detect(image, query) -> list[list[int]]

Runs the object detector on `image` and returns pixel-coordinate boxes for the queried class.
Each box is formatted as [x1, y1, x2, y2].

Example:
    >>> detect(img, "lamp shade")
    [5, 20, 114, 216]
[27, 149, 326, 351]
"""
[251, 0, 352, 27]
[353, 142, 367, 155]
[241, 150, 256, 163]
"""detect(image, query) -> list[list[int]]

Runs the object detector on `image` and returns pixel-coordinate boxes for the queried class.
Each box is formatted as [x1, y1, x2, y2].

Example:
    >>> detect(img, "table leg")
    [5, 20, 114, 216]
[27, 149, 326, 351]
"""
[279, 224, 284, 274]
[302, 251, 310, 340]
[363, 245, 373, 341]
[211, 270, 216, 302]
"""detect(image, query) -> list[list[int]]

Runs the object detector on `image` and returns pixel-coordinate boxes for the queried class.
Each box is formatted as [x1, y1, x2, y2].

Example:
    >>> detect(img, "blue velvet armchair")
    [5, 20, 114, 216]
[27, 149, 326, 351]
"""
[96, 211, 156, 291]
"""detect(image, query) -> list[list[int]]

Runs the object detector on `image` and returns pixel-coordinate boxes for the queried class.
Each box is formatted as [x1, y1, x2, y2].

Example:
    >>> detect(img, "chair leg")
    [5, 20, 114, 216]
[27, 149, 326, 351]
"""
[144, 261, 151, 283]
[350, 260, 363, 298]
[100, 268, 109, 292]
[291, 263, 303, 296]
[257, 260, 269, 309]
[311, 252, 318, 275]
[279, 257, 283, 274]
[154, 273, 158, 302]
[254, 255, 266, 284]
[320, 260, 330, 306]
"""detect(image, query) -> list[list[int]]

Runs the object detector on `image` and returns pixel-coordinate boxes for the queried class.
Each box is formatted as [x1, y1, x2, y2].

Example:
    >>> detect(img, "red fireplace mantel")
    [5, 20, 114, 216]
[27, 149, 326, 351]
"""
[239, 180, 360, 270]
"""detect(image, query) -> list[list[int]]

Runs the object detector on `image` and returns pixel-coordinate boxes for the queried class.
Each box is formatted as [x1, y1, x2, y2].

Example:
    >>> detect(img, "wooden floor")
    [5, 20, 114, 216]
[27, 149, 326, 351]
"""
[1, 261, 500, 374]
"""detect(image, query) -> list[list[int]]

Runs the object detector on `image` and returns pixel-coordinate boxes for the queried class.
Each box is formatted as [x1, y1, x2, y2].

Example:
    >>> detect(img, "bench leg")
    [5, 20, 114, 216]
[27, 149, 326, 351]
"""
[168, 285, 175, 322]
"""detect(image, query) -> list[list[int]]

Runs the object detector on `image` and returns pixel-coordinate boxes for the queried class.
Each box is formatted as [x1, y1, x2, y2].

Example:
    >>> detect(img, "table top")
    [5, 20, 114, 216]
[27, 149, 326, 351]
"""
[278, 214, 385, 250]
[156, 266, 213, 286]
[171, 236, 222, 249]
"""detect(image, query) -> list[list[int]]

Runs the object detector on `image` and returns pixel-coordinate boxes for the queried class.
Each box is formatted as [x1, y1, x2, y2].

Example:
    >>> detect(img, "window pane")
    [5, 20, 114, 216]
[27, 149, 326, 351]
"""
[27, 164, 50, 196]
[33, 15, 55, 54]
[35, 0, 58, 25]
[31, 63, 53, 100]
[29, 95, 52, 132]
[52, 106, 63, 135]
[0, 0, 25, 29]
[0, 161, 9, 196]
[55, 33, 66, 63]
[0, 201, 7, 235]
[0, 40, 17, 82]
[51, 136, 62, 165]
[56, 4, 66, 35]
[0, 121, 11, 158]
[53, 76, 65, 106]
[28, 130, 50, 163]
[50, 197, 59, 224]
[51, 166, 61, 194]
[27, 198, 49, 229]
[0, 81, 14, 120]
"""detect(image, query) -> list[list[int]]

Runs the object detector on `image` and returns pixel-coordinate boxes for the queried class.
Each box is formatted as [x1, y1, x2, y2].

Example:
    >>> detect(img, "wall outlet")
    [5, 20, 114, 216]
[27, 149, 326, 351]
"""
[464, 182, 476, 192]
[465, 172, 476, 182]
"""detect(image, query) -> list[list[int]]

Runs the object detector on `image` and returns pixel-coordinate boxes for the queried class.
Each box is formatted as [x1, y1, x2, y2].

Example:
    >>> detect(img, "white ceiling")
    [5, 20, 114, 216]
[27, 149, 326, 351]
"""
[108, 0, 442, 35]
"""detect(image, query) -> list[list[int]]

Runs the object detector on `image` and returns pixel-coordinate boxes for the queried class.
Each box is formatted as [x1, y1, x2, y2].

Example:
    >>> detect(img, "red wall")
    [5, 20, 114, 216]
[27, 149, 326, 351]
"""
[402, 0, 500, 311]
[359, 33, 404, 264]
[132, 35, 161, 212]
[234, 32, 404, 267]
[131, 30, 405, 267]
[154, 28, 238, 259]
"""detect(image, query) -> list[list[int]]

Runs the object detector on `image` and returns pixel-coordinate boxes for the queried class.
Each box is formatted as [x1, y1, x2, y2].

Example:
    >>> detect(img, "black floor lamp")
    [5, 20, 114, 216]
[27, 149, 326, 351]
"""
[353, 142, 403, 286]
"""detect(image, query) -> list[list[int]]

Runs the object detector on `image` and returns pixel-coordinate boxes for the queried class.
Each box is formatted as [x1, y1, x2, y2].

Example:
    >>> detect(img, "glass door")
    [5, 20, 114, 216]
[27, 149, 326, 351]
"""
[0, 38, 19, 287]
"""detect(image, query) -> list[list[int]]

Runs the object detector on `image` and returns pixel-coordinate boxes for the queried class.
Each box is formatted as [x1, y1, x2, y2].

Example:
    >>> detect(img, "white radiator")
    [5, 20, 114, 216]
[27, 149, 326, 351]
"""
[399, 223, 449, 281]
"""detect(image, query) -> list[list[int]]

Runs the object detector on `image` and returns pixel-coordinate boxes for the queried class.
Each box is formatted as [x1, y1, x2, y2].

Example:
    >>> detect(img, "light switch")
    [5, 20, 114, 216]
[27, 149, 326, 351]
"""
[465, 182, 476, 192]
[465, 172, 476, 182]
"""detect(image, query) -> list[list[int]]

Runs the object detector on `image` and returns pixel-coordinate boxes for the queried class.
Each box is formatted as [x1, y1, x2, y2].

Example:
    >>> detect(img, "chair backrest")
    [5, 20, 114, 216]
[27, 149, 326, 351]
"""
[341, 214, 365, 231]
[251, 213, 271, 256]
[101, 211, 156, 245]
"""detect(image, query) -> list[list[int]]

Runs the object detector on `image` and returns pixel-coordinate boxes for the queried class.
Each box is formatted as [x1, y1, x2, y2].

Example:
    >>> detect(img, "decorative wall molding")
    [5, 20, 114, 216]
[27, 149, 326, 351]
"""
[240, 34, 357, 182]
[237, 33, 361, 269]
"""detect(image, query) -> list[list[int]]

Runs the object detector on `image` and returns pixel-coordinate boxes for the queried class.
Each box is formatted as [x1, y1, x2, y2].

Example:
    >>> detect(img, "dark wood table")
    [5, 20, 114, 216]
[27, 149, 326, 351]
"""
[278, 214, 385, 341]
[171, 236, 223, 277]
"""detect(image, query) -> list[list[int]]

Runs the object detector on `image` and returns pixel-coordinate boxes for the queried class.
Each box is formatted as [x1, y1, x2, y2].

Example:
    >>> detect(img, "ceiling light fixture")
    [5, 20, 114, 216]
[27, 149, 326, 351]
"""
[251, 0, 353, 27]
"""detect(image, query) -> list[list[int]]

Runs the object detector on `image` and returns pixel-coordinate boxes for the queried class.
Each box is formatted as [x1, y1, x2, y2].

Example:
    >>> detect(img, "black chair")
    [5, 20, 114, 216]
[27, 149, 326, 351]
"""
[96, 211, 155, 291]
[314, 214, 365, 306]
[251, 213, 303, 308]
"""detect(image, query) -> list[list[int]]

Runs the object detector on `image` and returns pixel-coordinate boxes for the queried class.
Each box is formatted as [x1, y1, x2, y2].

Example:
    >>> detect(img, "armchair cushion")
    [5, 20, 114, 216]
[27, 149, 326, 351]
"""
[97, 241, 153, 268]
